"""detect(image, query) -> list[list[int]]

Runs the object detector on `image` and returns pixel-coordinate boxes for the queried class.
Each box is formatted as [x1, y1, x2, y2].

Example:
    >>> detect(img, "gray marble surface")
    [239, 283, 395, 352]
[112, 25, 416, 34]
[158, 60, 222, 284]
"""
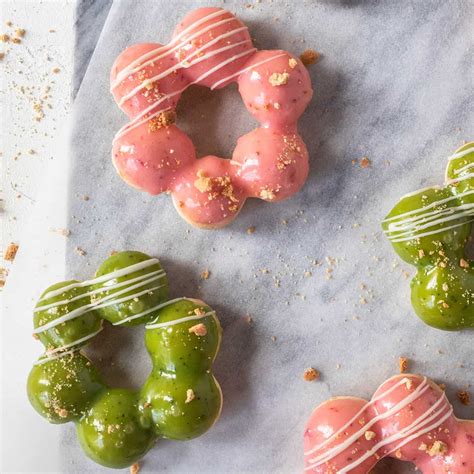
[63, 0, 473, 472]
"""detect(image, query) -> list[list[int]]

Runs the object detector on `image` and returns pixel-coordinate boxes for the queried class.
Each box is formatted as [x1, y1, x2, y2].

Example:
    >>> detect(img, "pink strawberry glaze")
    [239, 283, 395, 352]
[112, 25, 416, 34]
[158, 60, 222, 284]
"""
[303, 374, 474, 473]
[111, 7, 313, 228]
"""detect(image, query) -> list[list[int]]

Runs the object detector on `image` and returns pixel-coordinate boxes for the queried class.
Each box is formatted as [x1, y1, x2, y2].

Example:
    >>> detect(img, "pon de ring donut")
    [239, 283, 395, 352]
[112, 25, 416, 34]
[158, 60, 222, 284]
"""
[111, 7, 313, 228]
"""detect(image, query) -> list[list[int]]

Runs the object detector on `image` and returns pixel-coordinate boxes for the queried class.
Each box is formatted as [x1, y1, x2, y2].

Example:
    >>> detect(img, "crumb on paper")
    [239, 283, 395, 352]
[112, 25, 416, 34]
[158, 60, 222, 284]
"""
[4, 243, 19, 261]
[399, 357, 409, 373]
[51, 67, 61, 74]
[244, 314, 253, 325]
[75, 246, 86, 256]
[303, 367, 320, 382]
[360, 157, 371, 168]
[0, 34, 10, 43]
[457, 390, 470, 406]
[50, 227, 70, 237]
[247, 226, 256, 234]
[185, 389, 195, 404]
[271, 336, 277, 342]
[200, 269, 210, 280]
[188, 323, 207, 337]
[130, 463, 140, 474]
[268, 72, 289, 86]
[0, 52, 5, 61]
[15, 28, 26, 38]
[300, 49, 320, 66]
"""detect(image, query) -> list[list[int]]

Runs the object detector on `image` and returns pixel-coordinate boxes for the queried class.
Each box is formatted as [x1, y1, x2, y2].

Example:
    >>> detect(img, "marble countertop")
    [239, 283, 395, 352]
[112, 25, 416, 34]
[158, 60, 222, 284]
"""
[1, 1, 473, 473]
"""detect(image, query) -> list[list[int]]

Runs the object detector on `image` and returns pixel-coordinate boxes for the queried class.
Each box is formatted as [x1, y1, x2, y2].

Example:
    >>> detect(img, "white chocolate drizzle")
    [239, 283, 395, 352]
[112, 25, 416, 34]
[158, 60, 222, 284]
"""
[146, 310, 215, 330]
[113, 296, 186, 326]
[111, 9, 231, 89]
[34, 349, 78, 366]
[39, 258, 161, 301]
[41, 326, 104, 357]
[33, 258, 166, 333]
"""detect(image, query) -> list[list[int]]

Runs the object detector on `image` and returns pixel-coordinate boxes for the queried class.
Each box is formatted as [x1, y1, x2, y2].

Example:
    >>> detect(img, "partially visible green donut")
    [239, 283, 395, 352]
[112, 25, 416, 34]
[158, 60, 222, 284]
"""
[92, 251, 169, 327]
[27, 352, 105, 424]
[76, 388, 156, 469]
[382, 142, 474, 330]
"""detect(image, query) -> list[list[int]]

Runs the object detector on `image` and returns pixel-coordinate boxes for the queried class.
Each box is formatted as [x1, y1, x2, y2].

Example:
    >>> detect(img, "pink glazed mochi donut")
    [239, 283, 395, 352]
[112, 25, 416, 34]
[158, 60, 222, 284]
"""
[304, 374, 473, 473]
[111, 7, 313, 228]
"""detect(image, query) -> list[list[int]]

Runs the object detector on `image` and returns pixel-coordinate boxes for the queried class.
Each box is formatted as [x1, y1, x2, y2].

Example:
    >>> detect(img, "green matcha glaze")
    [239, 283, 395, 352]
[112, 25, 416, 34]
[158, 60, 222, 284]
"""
[34, 280, 102, 350]
[141, 299, 222, 439]
[382, 142, 474, 330]
[27, 252, 222, 469]
[92, 251, 168, 326]
[77, 389, 156, 469]
[27, 352, 105, 424]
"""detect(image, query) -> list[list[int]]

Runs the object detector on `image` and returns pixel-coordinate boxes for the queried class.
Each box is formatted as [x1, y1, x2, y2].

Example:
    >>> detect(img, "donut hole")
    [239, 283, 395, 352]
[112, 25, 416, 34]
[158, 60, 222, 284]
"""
[176, 83, 257, 159]
[84, 322, 152, 390]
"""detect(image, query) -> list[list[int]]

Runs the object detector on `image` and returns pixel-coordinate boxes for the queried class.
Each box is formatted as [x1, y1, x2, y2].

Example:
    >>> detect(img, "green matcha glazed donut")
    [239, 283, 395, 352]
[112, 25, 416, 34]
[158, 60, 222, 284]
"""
[27, 251, 223, 469]
[382, 142, 473, 330]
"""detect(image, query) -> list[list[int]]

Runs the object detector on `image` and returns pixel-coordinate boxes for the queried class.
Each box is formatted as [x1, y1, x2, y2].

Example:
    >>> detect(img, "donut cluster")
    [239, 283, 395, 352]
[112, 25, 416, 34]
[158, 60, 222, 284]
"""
[111, 7, 313, 228]
[27, 251, 222, 469]
[304, 374, 474, 473]
[382, 142, 473, 330]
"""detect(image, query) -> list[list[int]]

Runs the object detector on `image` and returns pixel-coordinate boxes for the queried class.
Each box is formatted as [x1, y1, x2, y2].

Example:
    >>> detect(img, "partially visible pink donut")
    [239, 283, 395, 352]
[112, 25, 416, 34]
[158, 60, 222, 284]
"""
[303, 374, 474, 474]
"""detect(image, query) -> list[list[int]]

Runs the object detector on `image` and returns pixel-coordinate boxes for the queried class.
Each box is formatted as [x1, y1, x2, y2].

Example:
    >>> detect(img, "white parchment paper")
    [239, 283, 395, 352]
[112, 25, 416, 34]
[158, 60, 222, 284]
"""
[4, 1, 474, 472]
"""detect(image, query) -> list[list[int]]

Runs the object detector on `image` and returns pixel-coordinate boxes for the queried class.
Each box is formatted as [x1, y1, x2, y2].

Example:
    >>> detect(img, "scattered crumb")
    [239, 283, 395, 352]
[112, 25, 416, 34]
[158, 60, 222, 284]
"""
[244, 314, 253, 325]
[365, 430, 376, 441]
[15, 28, 26, 37]
[185, 389, 195, 404]
[51, 67, 61, 74]
[438, 383, 446, 391]
[0, 34, 10, 43]
[49, 227, 70, 237]
[247, 226, 256, 234]
[303, 367, 320, 381]
[271, 336, 277, 342]
[457, 390, 470, 405]
[260, 188, 276, 200]
[4, 243, 19, 261]
[75, 246, 86, 256]
[56, 407, 68, 418]
[130, 463, 140, 474]
[0, 52, 5, 61]
[188, 323, 207, 337]
[288, 57, 298, 69]
[300, 49, 320, 66]
[459, 258, 469, 269]
[360, 157, 371, 168]
[399, 357, 409, 373]
[11, 36, 21, 44]
[268, 72, 290, 86]
[200, 269, 210, 280]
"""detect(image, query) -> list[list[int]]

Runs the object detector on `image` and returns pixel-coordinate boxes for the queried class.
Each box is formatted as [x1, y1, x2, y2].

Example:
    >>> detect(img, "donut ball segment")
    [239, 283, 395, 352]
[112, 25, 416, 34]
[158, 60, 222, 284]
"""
[141, 298, 223, 440]
[382, 143, 473, 330]
[27, 251, 223, 469]
[34, 281, 102, 352]
[111, 8, 313, 229]
[91, 250, 169, 327]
